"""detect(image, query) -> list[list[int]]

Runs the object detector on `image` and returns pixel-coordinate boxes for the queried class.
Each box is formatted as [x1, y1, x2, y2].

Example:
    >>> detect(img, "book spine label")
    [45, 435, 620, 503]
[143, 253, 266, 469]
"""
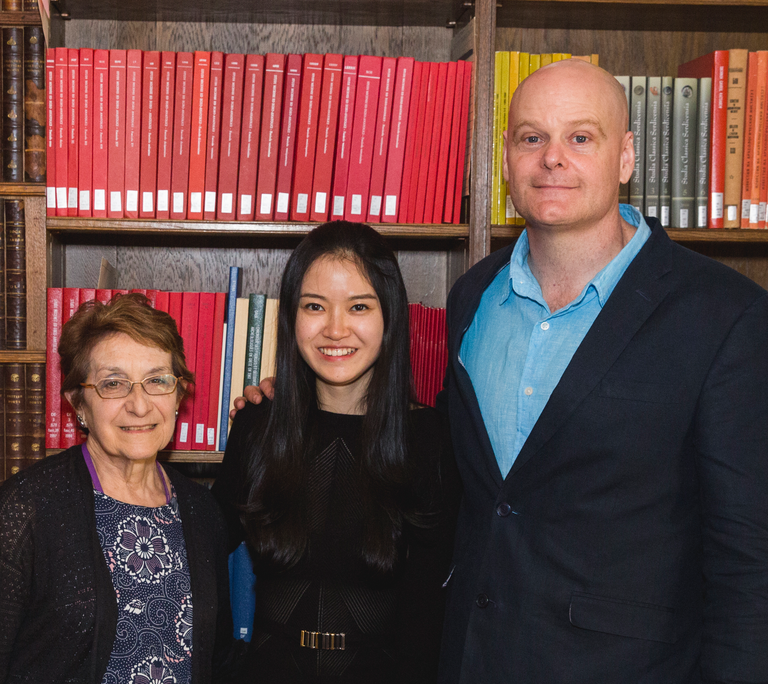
[659, 77, 674, 227]
[107, 49, 127, 218]
[366, 56, 397, 222]
[124, 49, 142, 218]
[330, 55, 359, 219]
[46, 52, 56, 212]
[430, 61, 457, 224]
[724, 50, 749, 228]
[236, 54, 265, 221]
[77, 48, 93, 216]
[398, 61, 423, 223]
[274, 53, 303, 221]
[139, 51, 160, 218]
[381, 57, 415, 223]
[255, 53, 286, 220]
[92, 50, 109, 217]
[170, 52, 194, 220]
[203, 52, 224, 219]
[54, 47, 68, 214]
[187, 51, 211, 220]
[696, 78, 712, 228]
[67, 49, 79, 214]
[671, 78, 698, 228]
[629, 76, 646, 213]
[23, 26, 46, 183]
[309, 53, 343, 222]
[290, 54, 323, 221]
[216, 54, 244, 221]
[4, 200, 26, 349]
[644, 77, 661, 219]
[156, 52, 176, 220]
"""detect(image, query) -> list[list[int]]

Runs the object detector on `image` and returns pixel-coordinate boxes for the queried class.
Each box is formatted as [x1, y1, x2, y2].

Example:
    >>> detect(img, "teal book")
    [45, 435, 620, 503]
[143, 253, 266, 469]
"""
[244, 293, 266, 387]
[671, 77, 698, 228]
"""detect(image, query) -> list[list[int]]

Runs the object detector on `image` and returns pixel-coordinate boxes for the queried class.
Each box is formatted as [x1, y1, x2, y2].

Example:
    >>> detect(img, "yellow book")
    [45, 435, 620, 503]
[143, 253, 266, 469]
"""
[591, 54, 599, 66]
[541, 53, 553, 67]
[571, 55, 591, 63]
[228, 297, 250, 419]
[529, 53, 541, 74]
[259, 298, 279, 381]
[498, 51, 511, 225]
[491, 51, 503, 224]
[556, 53, 571, 62]
[519, 52, 530, 83]
[505, 52, 521, 224]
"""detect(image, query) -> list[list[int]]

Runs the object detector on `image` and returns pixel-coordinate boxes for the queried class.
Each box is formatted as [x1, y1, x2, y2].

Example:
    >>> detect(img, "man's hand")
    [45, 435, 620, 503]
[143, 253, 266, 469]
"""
[229, 377, 275, 419]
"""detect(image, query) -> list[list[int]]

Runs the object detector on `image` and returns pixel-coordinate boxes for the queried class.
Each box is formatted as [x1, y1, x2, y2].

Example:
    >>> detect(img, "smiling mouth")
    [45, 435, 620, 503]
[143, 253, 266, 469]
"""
[120, 425, 157, 432]
[318, 347, 356, 357]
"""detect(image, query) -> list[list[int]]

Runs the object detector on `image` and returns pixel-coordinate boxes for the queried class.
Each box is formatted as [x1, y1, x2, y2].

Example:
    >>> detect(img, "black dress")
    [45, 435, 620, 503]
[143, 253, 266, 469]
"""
[212, 400, 460, 684]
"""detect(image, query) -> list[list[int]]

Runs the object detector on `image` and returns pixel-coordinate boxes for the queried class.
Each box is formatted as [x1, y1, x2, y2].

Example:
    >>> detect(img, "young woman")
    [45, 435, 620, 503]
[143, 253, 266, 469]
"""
[212, 221, 459, 683]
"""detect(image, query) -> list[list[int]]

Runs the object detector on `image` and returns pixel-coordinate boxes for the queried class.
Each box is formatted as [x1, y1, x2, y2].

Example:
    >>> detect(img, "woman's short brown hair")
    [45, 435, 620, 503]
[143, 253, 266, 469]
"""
[59, 292, 194, 408]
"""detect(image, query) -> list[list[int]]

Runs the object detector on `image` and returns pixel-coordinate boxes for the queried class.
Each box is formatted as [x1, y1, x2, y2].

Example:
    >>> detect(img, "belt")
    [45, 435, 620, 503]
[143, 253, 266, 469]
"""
[299, 630, 346, 651]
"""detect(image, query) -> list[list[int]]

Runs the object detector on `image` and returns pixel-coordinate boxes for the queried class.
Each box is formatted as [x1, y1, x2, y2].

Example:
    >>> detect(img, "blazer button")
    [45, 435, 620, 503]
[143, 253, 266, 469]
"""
[476, 593, 489, 608]
[496, 503, 512, 517]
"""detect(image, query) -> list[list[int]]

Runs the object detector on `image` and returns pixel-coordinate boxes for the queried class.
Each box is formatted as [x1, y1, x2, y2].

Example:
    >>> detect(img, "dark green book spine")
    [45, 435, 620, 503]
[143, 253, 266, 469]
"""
[24, 26, 46, 183]
[659, 77, 673, 227]
[244, 293, 266, 387]
[671, 78, 697, 228]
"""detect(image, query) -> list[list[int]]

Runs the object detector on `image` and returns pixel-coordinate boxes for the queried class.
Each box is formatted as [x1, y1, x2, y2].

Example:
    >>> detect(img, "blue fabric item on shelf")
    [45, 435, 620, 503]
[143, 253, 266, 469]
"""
[228, 541, 257, 641]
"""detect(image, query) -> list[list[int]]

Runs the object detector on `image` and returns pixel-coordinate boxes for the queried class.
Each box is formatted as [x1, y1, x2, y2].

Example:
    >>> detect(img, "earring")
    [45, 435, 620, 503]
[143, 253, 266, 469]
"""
[175, 411, 179, 418]
[77, 414, 87, 429]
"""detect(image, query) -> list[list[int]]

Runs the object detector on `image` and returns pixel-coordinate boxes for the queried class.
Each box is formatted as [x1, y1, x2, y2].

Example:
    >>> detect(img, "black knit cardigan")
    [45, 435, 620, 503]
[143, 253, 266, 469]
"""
[0, 446, 239, 683]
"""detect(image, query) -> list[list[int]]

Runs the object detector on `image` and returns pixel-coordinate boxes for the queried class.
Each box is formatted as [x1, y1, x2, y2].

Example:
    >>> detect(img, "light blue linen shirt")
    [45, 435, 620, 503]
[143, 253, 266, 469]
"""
[460, 204, 651, 478]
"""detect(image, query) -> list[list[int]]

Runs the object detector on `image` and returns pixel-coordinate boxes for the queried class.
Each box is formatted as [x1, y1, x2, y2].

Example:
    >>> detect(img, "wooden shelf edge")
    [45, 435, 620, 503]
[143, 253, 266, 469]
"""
[0, 183, 46, 196]
[45, 448, 224, 463]
[0, 10, 42, 25]
[46, 217, 470, 239]
[0, 350, 46, 363]
[491, 225, 768, 243]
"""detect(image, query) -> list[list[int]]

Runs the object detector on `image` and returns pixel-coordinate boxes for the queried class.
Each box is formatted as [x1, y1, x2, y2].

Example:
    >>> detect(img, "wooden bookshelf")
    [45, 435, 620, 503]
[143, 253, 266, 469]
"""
[0, 183, 46, 196]
[0, 350, 47, 364]
[0, 10, 42, 26]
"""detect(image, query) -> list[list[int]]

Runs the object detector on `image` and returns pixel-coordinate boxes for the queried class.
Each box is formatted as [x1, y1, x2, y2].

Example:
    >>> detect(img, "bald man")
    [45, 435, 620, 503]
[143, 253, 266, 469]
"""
[437, 60, 768, 683]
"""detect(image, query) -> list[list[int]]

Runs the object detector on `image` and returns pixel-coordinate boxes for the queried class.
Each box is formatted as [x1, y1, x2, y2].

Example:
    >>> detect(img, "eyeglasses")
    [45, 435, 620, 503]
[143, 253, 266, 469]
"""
[81, 374, 181, 399]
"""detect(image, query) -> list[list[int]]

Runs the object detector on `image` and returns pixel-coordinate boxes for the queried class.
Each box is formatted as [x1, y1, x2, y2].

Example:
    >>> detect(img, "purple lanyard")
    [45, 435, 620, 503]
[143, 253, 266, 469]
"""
[82, 442, 171, 505]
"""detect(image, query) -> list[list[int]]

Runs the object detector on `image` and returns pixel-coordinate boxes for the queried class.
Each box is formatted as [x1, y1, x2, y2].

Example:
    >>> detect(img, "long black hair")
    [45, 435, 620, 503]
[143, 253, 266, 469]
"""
[243, 221, 419, 573]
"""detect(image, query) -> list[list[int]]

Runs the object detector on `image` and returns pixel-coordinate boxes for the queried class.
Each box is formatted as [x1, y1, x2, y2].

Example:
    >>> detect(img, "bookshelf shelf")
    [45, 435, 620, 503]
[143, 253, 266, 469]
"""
[0, 183, 46, 196]
[492, 226, 768, 244]
[0, 350, 47, 364]
[46, 218, 470, 240]
[0, 10, 42, 26]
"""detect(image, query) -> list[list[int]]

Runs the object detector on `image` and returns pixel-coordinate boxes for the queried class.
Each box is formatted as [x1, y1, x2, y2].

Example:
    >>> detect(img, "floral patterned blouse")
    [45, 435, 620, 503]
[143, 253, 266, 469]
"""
[84, 447, 193, 684]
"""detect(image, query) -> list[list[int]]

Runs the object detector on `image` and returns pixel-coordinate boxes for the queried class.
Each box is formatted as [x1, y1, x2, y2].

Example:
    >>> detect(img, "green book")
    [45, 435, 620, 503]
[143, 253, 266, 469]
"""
[659, 77, 674, 227]
[671, 77, 698, 228]
[695, 77, 712, 228]
[244, 293, 267, 387]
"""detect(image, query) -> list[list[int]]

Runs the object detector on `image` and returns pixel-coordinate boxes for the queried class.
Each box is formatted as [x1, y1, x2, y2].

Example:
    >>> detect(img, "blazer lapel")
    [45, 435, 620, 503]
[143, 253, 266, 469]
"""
[507, 221, 676, 480]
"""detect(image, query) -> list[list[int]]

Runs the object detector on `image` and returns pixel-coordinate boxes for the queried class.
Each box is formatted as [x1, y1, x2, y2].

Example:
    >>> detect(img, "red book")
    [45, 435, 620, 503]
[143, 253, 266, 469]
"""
[168, 292, 183, 334]
[67, 49, 79, 216]
[216, 53, 245, 221]
[124, 49, 142, 218]
[77, 48, 94, 217]
[330, 55, 359, 219]
[399, 61, 424, 223]
[188, 51, 211, 220]
[146, 289, 159, 308]
[344, 55, 382, 221]
[92, 50, 109, 217]
[95, 288, 112, 304]
[423, 62, 449, 223]
[431, 61, 457, 223]
[139, 51, 161, 218]
[192, 292, 215, 450]
[274, 53, 303, 221]
[80, 287, 96, 303]
[678, 51, 729, 228]
[130, 288, 148, 297]
[413, 62, 440, 224]
[740, 53, 757, 228]
[206, 292, 226, 449]
[309, 53, 343, 222]
[236, 54, 265, 221]
[54, 48, 68, 216]
[443, 61, 465, 223]
[749, 52, 768, 228]
[156, 52, 176, 219]
[170, 52, 194, 220]
[203, 52, 224, 220]
[452, 61, 473, 224]
[366, 57, 396, 222]
[60, 288, 80, 448]
[255, 53, 286, 220]
[381, 57, 415, 223]
[154, 290, 169, 312]
[46, 51, 56, 214]
[45, 288, 63, 448]
[291, 53, 323, 221]
[175, 291, 199, 450]
[759, 60, 768, 229]
[107, 49, 127, 218]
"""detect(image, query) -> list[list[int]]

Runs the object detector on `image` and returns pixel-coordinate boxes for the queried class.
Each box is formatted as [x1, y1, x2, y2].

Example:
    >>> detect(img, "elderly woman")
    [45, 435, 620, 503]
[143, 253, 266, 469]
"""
[0, 293, 237, 684]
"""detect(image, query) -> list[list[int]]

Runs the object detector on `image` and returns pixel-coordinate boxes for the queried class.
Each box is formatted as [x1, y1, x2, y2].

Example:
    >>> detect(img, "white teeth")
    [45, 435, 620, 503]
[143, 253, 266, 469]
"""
[319, 347, 355, 357]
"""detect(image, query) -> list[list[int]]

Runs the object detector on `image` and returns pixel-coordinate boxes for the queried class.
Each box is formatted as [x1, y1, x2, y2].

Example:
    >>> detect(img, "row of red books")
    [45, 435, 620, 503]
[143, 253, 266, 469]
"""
[45, 48, 473, 225]
[409, 303, 447, 409]
[678, 49, 768, 229]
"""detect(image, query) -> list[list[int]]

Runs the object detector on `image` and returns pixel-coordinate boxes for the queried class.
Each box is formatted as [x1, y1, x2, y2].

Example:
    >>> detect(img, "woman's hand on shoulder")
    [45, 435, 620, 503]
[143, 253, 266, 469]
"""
[229, 377, 275, 419]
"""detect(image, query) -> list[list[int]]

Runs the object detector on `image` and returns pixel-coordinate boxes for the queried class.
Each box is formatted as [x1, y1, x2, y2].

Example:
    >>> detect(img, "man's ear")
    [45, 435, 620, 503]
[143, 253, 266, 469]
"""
[619, 130, 635, 185]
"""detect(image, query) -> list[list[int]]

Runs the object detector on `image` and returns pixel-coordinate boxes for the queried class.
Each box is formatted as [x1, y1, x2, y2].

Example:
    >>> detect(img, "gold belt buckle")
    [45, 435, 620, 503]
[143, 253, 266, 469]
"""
[299, 629, 346, 651]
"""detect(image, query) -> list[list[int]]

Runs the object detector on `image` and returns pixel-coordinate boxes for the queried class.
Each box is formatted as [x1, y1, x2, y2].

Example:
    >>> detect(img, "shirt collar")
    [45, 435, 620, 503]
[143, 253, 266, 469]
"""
[502, 204, 651, 310]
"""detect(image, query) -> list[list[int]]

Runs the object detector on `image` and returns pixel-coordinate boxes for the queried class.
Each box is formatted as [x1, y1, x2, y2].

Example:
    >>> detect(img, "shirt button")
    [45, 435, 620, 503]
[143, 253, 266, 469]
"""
[524, 387, 533, 396]
[476, 593, 489, 608]
[540, 321, 550, 330]
[497, 503, 512, 517]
